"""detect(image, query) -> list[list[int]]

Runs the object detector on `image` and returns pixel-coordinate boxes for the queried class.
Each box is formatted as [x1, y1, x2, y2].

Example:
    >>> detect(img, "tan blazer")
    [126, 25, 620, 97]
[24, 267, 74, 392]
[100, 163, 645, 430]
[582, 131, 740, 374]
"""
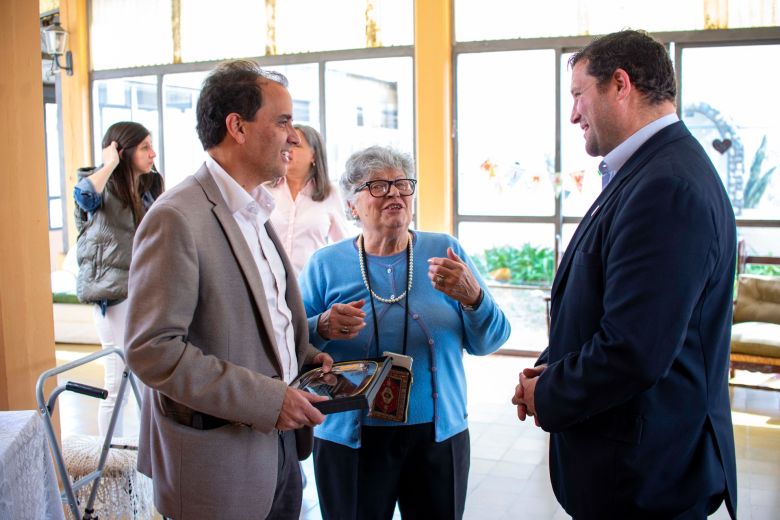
[125, 164, 321, 520]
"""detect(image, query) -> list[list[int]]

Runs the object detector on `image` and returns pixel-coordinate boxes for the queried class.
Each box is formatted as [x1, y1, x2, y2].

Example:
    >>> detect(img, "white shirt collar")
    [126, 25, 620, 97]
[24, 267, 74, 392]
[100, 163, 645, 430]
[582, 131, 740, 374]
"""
[267, 175, 314, 196]
[205, 154, 276, 222]
[602, 112, 679, 175]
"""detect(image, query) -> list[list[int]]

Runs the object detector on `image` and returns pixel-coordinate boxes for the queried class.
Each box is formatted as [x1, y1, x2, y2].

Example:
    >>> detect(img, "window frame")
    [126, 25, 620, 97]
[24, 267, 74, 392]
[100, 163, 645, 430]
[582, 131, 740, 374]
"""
[452, 27, 780, 273]
[90, 46, 414, 179]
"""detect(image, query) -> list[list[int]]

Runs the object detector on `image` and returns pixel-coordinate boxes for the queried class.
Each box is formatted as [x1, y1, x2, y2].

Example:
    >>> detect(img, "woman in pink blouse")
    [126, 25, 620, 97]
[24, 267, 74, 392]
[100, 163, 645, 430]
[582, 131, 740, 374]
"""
[266, 124, 351, 275]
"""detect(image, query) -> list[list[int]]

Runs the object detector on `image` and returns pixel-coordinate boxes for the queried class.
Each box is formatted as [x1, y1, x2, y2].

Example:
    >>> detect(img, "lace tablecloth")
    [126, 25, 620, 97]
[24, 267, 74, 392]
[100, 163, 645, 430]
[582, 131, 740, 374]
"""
[0, 410, 65, 520]
[62, 435, 153, 520]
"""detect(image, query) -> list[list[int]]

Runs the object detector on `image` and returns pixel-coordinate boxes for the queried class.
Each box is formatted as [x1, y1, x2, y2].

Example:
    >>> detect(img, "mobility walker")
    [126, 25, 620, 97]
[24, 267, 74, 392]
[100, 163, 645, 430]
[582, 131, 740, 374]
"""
[36, 347, 142, 520]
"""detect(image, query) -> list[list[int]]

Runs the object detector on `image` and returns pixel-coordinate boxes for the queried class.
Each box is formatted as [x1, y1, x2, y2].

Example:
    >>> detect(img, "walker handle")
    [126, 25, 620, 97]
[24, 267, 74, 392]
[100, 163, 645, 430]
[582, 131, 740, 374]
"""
[65, 381, 109, 400]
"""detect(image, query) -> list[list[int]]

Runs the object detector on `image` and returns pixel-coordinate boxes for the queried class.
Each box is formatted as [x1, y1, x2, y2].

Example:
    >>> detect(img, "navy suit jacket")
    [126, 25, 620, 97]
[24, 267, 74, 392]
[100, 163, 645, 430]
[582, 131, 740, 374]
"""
[535, 121, 737, 519]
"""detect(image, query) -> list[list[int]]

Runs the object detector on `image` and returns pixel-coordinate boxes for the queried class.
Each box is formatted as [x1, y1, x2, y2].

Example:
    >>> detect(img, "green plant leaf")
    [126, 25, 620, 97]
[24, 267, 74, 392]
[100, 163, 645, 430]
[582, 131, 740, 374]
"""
[744, 136, 777, 209]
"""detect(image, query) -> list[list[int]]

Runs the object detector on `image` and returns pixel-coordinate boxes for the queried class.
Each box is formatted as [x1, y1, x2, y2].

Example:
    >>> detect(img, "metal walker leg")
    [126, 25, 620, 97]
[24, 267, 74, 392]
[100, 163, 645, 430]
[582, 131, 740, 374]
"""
[36, 347, 141, 520]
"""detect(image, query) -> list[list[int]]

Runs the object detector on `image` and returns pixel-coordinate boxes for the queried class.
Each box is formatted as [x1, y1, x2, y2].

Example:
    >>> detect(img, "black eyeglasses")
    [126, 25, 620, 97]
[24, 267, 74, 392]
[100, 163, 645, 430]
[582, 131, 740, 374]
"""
[354, 178, 417, 197]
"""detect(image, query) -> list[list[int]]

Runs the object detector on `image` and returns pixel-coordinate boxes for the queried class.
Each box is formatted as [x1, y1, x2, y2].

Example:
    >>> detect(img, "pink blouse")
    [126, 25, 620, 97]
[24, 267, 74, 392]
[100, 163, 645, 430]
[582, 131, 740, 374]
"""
[266, 177, 353, 275]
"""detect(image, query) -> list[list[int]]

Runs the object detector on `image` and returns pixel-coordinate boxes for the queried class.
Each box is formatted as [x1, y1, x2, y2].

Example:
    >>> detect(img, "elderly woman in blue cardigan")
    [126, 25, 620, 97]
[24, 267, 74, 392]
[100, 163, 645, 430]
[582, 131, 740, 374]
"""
[298, 145, 510, 520]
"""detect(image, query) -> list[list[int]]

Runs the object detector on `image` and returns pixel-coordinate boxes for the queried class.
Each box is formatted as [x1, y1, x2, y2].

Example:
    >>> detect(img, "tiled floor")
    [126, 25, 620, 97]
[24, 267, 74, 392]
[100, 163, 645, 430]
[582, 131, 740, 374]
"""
[54, 344, 780, 519]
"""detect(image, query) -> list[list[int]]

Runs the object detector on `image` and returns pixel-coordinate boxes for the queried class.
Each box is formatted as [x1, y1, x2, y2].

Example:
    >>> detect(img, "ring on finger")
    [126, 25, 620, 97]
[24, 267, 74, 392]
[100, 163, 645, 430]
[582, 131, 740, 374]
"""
[340, 326, 350, 334]
[435, 274, 445, 286]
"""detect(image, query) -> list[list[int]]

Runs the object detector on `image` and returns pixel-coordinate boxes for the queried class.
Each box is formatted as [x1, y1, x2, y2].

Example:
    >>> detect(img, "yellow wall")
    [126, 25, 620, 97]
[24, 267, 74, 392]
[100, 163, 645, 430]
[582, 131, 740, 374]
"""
[414, 0, 453, 234]
[60, 0, 91, 251]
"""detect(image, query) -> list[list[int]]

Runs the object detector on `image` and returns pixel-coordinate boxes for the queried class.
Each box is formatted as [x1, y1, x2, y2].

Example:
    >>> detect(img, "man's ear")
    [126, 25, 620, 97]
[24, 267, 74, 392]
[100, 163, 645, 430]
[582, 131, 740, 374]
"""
[225, 113, 245, 144]
[612, 68, 632, 101]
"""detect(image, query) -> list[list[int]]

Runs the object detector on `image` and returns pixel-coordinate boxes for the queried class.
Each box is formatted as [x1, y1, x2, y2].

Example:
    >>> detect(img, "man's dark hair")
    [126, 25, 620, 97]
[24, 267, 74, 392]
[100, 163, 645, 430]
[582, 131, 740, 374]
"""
[196, 60, 288, 150]
[569, 29, 676, 105]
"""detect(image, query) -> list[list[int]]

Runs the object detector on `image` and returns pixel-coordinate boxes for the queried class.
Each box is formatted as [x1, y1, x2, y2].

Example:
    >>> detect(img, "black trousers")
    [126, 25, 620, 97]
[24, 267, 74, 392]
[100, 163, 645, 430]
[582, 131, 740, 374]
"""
[313, 423, 470, 520]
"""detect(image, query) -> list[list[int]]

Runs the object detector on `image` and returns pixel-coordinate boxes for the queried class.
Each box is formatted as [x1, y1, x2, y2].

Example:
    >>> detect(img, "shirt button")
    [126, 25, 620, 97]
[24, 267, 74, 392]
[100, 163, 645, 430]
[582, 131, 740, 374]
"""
[433, 393, 438, 399]
[387, 268, 392, 273]
[412, 314, 419, 319]
[428, 339, 434, 345]
[431, 366, 437, 372]
[390, 294, 395, 299]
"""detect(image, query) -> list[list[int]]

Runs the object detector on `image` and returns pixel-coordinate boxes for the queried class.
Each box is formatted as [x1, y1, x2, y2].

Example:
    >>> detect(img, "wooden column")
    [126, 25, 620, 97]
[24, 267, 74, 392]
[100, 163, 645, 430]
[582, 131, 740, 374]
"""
[0, 0, 58, 410]
[414, 0, 453, 233]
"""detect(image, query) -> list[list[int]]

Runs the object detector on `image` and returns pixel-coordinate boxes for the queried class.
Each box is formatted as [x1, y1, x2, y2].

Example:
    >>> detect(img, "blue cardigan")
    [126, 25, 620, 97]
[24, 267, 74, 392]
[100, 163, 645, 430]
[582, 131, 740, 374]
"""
[299, 230, 510, 448]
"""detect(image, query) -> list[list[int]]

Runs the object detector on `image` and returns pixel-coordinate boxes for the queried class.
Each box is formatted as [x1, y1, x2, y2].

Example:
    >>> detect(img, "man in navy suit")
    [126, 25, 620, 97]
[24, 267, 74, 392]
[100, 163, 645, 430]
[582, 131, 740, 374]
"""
[513, 30, 737, 519]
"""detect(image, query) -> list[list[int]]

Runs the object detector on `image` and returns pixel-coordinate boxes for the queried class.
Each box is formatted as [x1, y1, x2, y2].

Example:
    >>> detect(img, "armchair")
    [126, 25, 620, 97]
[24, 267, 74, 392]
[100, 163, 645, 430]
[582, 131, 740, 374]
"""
[730, 247, 780, 388]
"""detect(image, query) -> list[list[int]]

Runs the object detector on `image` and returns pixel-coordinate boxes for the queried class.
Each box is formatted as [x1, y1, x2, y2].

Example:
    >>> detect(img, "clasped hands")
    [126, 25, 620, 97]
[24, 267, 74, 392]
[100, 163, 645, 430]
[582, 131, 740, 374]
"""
[512, 365, 546, 426]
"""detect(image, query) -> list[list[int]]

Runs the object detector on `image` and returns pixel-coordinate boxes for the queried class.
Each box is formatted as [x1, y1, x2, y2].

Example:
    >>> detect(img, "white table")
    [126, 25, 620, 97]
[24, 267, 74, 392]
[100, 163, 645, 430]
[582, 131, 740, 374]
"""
[0, 410, 65, 520]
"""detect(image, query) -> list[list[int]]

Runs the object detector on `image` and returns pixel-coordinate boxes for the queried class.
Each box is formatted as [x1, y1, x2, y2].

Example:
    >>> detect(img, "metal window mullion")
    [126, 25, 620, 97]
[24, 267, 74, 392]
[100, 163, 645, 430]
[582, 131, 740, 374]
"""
[452, 49, 460, 237]
[554, 46, 563, 269]
[90, 46, 414, 81]
[157, 73, 165, 178]
[55, 74, 68, 238]
[318, 60, 326, 142]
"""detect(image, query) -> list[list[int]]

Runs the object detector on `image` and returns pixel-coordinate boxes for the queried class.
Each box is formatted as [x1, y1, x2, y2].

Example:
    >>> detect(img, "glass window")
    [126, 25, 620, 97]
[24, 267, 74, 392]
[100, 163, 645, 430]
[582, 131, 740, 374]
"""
[275, 0, 413, 54]
[457, 50, 556, 217]
[92, 76, 160, 167]
[458, 222, 555, 352]
[44, 102, 62, 230]
[161, 65, 320, 188]
[162, 71, 208, 188]
[738, 227, 780, 257]
[49, 199, 63, 230]
[179, 1, 266, 63]
[363, 0, 414, 47]
[459, 222, 556, 286]
[681, 44, 780, 220]
[271, 63, 321, 130]
[454, 0, 775, 42]
[90, 0, 173, 70]
[325, 57, 414, 181]
[562, 223, 578, 254]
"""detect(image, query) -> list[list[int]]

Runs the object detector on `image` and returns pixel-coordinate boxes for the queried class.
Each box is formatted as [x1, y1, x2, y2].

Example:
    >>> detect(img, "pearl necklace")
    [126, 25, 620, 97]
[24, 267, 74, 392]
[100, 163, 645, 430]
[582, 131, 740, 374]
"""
[357, 232, 413, 304]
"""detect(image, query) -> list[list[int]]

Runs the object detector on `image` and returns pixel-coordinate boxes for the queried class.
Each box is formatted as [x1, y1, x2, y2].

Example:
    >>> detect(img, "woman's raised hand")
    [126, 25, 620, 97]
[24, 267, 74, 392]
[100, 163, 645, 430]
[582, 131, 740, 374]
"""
[427, 247, 482, 307]
[317, 299, 367, 340]
[102, 141, 121, 171]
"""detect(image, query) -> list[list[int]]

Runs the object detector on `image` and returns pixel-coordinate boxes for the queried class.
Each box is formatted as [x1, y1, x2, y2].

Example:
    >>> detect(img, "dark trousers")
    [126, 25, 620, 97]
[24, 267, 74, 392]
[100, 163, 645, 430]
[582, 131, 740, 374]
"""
[266, 430, 303, 520]
[313, 423, 470, 520]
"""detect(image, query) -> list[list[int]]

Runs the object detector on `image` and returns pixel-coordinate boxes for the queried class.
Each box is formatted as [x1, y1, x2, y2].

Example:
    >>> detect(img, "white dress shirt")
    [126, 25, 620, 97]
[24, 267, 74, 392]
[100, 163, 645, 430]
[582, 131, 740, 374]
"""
[265, 177, 352, 275]
[601, 112, 679, 188]
[205, 156, 298, 383]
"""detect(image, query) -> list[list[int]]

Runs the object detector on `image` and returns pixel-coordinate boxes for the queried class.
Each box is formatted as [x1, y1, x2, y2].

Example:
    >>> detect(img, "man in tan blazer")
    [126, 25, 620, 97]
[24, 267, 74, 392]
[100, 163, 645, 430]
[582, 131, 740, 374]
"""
[125, 60, 333, 519]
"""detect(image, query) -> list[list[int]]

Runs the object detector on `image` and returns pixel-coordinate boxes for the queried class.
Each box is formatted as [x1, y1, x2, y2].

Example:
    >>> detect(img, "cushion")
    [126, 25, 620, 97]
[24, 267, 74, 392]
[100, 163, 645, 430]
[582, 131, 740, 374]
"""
[730, 321, 780, 358]
[733, 275, 780, 325]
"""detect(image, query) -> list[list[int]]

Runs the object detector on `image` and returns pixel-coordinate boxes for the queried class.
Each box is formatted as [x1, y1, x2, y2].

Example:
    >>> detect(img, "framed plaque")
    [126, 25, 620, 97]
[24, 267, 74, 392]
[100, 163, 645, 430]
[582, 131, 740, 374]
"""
[293, 358, 393, 414]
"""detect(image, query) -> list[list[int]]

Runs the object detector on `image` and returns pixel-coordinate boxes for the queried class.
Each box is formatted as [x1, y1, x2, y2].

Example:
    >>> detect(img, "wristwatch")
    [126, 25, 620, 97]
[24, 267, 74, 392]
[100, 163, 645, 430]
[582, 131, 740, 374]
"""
[460, 289, 484, 312]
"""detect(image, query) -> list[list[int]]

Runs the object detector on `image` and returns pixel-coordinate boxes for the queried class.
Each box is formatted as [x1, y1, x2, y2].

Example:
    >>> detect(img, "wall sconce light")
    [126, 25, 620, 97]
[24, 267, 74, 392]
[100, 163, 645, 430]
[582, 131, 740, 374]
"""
[41, 20, 73, 76]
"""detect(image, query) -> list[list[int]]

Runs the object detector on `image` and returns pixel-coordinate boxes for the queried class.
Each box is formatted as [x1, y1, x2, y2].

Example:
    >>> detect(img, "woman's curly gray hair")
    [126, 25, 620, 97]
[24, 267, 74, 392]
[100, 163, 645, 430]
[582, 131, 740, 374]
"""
[340, 145, 416, 221]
